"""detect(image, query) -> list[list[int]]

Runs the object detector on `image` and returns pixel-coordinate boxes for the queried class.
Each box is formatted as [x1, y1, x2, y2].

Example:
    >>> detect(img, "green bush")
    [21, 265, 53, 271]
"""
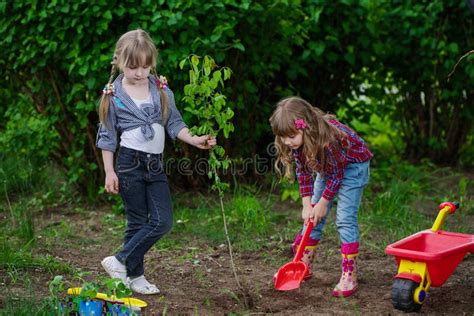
[1, 1, 472, 198]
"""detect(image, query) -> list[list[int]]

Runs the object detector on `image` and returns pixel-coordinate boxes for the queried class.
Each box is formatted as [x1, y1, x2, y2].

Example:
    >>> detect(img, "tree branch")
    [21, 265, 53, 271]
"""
[447, 50, 474, 81]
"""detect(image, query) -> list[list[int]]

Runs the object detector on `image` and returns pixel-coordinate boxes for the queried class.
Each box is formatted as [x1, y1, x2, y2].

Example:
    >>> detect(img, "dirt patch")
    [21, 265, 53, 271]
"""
[1, 206, 473, 315]
[135, 248, 473, 315]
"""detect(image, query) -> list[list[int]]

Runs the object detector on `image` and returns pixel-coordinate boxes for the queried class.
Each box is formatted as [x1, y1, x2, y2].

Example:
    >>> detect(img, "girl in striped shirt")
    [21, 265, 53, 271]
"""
[96, 29, 216, 295]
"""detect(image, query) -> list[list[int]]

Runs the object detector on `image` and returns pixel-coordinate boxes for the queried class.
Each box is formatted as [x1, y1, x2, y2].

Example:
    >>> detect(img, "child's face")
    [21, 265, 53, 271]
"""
[123, 54, 151, 85]
[281, 130, 303, 150]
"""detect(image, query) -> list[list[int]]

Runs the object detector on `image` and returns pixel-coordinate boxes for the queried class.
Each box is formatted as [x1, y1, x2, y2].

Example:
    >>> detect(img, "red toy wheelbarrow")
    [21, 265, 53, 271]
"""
[274, 220, 314, 291]
[385, 202, 474, 312]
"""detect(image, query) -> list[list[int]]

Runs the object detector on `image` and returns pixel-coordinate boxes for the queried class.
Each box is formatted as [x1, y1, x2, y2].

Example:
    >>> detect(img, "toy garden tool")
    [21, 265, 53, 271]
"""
[274, 219, 315, 291]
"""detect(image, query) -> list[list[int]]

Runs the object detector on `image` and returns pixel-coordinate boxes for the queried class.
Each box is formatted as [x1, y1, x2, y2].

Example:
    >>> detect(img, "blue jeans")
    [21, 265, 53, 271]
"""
[115, 147, 173, 278]
[304, 161, 370, 244]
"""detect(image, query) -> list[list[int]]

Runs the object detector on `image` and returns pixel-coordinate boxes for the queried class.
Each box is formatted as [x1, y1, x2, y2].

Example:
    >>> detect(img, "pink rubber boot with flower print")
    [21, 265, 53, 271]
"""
[332, 242, 359, 297]
[292, 234, 319, 280]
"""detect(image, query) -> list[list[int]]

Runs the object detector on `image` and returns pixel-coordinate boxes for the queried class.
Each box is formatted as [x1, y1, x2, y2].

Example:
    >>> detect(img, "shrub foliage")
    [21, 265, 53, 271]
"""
[1, 1, 473, 196]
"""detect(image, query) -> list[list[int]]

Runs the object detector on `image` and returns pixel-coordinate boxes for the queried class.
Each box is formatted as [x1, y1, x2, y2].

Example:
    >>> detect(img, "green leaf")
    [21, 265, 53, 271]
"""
[191, 55, 199, 66]
[204, 65, 211, 76]
[344, 52, 355, 65]
[212, 70, 221, 81]
[79, 64, 88, 76]
[103, 10, 112, 20]
[226, 108, 234, 119]
[232, 42, 245, 52]
[448, 42, 459, 54]
[179, 58, 187, 70]
[310, 42, 326, 57]
[223, 68, 232, 80]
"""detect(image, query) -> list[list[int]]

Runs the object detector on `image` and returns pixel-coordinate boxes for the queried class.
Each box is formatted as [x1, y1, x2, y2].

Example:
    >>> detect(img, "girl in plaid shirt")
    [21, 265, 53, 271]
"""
[270, 96, 372, 297]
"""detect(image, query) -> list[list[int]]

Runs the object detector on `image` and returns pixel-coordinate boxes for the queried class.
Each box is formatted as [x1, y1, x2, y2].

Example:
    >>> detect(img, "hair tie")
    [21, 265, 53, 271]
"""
[102, 83, 114, 95]
[295, 118, 307, 129]
[157, 75, 168, 89]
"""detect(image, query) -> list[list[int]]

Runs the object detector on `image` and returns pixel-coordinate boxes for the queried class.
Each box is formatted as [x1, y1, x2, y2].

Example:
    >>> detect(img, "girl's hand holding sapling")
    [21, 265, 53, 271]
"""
[177, 127, 216, 150]
[192, 135, 216, 150]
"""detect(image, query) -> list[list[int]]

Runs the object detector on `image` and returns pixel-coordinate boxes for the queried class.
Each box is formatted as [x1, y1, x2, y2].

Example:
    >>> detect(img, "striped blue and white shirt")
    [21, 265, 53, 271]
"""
[96, 74, 187, 153]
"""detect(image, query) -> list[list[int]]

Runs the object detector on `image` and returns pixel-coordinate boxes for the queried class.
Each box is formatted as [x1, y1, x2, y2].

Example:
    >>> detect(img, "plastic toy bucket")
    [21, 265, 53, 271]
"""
[107, 302, 142, 315]
[67, 287, 147, 311]
[79, 300, 104, 315]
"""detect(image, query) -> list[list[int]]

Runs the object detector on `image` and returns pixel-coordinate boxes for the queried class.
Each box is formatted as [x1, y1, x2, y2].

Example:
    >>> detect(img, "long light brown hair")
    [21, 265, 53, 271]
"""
[99, 29, 169, 126]
[269, 96, 346, 180]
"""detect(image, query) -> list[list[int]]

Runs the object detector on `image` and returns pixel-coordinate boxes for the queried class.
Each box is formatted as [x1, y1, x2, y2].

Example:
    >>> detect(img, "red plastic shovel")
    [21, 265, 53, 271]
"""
[274, 219, 315, 291]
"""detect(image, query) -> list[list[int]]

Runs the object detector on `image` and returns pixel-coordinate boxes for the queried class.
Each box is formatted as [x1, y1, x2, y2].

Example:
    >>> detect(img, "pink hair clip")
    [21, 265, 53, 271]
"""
[102, 83, 114, 95]
[294, 118, 307, 129]
[157, 75, 168, 89]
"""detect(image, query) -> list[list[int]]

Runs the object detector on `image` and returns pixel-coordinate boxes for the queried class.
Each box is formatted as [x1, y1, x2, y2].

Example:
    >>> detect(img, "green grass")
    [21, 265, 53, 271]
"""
[360, 160, 473, 251]
[359, 190, 430, 251]
[0, 275, 61, 316]
[0, 155, 37, 197]
[160, 189, 282, 252]
[0, 154, 60, 200]
[0, 156, 77, 315]
[0, 297, 42, 316]
[0, 268, 71, 316]
[0, 235, 73, 274]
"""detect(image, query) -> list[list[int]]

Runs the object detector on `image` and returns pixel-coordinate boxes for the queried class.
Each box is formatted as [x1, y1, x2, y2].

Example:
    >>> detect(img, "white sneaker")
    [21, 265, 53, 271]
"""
[127, 275, 160, 295]
[101, 256, 127, 283]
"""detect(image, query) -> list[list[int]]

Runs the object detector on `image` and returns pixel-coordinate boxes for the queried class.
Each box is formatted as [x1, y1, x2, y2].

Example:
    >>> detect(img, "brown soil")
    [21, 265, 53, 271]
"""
[1, 204, 473, 315]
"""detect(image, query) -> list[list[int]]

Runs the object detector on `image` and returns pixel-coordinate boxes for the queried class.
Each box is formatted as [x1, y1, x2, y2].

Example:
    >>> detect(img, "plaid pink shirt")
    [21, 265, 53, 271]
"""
[292, 120, 373, 201]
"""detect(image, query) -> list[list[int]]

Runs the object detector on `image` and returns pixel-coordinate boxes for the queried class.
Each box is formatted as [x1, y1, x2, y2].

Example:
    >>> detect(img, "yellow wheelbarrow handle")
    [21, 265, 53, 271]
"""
[431, 202, 459, 232]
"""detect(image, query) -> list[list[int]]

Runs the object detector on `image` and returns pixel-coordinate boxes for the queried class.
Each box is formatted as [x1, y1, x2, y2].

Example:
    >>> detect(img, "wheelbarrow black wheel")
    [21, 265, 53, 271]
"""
[391, 278, 423, 312]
